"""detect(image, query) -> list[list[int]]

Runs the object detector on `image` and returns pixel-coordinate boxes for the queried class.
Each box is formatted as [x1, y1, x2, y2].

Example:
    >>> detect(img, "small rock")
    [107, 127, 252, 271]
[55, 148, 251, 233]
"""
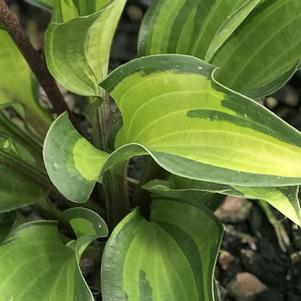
[273, 85, 299, 106]
[219, 250, 234, 270]
[228, 272, 267, 301]
[283, 86, 299, 106]
[265, 97, 278, 109]
[291, 251, 301, 264]
[80, 258, 95, 277]
[126, 5, 143, 22]
[215, 197, 252, 223]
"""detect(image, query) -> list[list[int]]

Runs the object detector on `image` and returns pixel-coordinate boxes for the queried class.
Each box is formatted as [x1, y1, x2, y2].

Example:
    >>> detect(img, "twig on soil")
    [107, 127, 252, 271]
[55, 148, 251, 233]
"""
[0, 1, 69, 116]
[258, 200, 291, 253]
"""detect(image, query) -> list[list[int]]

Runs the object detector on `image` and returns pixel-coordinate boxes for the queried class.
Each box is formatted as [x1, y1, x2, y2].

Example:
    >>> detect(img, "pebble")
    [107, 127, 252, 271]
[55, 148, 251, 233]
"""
[215, 196, 252, 223]
[219, 250, 234, 270]
[228, 272, 267, 301]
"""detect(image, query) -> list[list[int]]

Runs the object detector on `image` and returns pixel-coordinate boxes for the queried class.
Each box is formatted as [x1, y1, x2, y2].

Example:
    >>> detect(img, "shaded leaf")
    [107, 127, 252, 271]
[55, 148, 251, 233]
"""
[0, 212, 23, 243]
[212, 0, 301, 97]
[101, 198, 223, 301]
[0, 165, 46, 213]
[205, 0, 262, 61]
[0, 118, 47, 212]
[24, 0, 53, 10]
[45, 0, 126, 96]
[0, 221, 94, 301]
[0, 29, 52, 137]
[139, 0, 301, 97]
[138, 0, 246, 59]
[63, 207, 108, 256]
[144, 177, 301, 227]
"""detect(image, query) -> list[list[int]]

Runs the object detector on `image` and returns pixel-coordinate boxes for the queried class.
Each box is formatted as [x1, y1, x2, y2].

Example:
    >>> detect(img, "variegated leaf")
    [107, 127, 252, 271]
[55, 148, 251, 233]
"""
[44, 55, 301, 205]
[102, 198, 223, 301]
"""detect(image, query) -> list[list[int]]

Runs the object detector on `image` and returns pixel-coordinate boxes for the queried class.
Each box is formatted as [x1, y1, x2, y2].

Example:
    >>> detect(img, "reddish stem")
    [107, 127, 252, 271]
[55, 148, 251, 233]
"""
[0, 1, 69, 116]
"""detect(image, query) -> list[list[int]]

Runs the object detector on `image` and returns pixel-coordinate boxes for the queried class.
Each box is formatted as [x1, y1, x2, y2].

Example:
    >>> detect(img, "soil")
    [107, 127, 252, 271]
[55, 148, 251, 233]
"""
[13, 0, 301, 300]
[217, 202, 301, 301]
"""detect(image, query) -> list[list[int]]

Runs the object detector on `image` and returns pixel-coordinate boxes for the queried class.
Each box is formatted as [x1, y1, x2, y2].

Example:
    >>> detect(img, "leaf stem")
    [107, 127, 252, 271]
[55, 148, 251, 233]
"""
[0, 112, 42, 158]
[133, 157, 165, 220]
[34, 200, 75, 236]
[98, 93, 113, 152]
[94, 92, 130, 229]
[0, 1, 69, 116]
[103, 163, 130, 229]
[0, 149, 51, 190]
[258, 200, 291, 252]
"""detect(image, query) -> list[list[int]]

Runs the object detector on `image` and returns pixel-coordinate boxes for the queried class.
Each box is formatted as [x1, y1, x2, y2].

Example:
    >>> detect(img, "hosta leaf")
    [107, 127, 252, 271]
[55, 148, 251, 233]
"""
[43, 113, 109, 203]
[101, 199, 223, 301]
[63, 207, 108, 256]
[0, 165, 46, 213]
[44, 55, 301, 203]
[0, 29, 52, 137]
[144, 178, 301, 227]
[205, 0, 262, 61]
[45, 0, 126, 96]
[25, 0, 53, 10]
[103, 55, 301, 183]
[138, 0, 247, 59]
[0, 120, 46, 212]
[212, 0, 301, 97]
[144, 178, 224, 211]
[139, 0, 301, 97]
[0, 212, 23, 243]
[64, 207, 108, 239]
[0, 221, 94, 301]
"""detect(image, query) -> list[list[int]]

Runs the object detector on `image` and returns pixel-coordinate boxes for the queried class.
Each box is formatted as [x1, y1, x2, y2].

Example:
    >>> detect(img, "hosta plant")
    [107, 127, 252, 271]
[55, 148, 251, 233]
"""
[0, 0, 301, 300]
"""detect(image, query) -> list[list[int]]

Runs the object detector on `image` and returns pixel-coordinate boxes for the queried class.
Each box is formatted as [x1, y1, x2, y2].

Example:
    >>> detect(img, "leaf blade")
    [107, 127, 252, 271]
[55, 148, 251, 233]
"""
[212, 0, 301, 96]
[44, 55, 301, 203]
[144, 177, 301, 227]
[102, 55, 301, 181]
[0, 29, 52, 136]
[45, 0, 126, 96]
[0, 221, 94, 301]
[101, 199, 223, 301]
[138, 0, 246, 58]
[43, 112, 109, 203]
[139, 0, 301, 96]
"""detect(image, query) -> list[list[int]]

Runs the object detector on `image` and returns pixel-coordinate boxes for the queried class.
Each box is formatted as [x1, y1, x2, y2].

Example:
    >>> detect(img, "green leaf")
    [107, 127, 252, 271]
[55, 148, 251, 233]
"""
[138, 0, 246, 59]
[63, 207, 108, 256]
[0, 29, 52, 137]
[0, 212, 23, 243]
[0, 221, 94, 301]
[0, 165, 46, 213]
[101, 199, 223, 301]
[144, 177, 301, 227]
[205, 0, 262, 61]
[103, 54, 301, 183]
[45, 0, 126, 96]
[144, 178, 224, 212]
[211, 0, 301, 97]
[64, 207, 108, 239]
[139, 0, 301, 97]
[43, 113, 109, 203]
[0, 118, 47, 212]
[24, 0, 53, 10]
[44, 55, 301, 203]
